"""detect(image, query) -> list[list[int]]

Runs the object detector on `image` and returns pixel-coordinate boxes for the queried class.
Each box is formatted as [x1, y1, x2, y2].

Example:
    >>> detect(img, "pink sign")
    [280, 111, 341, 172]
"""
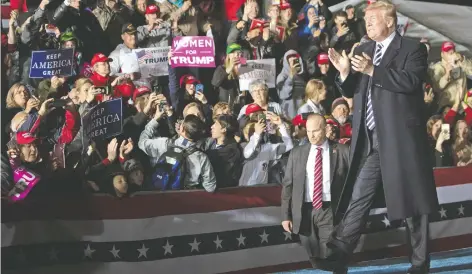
[170, 36, 216, 68]
[9, 166, 41, 202]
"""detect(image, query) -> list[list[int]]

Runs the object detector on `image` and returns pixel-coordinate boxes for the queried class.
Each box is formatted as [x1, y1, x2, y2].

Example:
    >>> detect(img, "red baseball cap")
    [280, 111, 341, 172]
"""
[145, 4, 160, 15]
[280, 0, 291, 10]
[179, 75, 200, 87]
[245, 104, 264, 116]
[133, 86, 151, 101]
[16, 132, 37, 145]
[441, 41, 455, 52]
[292, 114, 307, 127]
[317, 53, 329, 65]
[91, 53, 112, 66]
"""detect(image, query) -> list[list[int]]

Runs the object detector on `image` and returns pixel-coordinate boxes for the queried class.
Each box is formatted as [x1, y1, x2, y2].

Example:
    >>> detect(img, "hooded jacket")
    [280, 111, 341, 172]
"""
[276, 50, 307, 119]
[200, 137, 242, 189]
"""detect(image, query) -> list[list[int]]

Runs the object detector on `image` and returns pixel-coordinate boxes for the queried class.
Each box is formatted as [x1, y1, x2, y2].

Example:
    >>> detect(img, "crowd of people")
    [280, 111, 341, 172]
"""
[1, 0, 471, 199]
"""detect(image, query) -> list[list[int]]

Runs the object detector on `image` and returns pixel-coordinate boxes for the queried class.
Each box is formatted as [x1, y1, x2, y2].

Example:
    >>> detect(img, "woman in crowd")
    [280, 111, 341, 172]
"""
[427, 115, 453, 167]
[212, 44, 247, 112]
[453, 120, 472, 166]
[237, 80, 283, 119]
[239, 111, 293, 186]
[297, 79, 326, 115]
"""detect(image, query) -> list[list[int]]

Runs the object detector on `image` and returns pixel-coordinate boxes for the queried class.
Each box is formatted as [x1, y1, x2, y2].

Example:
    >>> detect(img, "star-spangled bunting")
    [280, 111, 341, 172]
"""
[2, 200, 470, 270]
[137, 244, 149, 259]
[214, 235, 223, 249]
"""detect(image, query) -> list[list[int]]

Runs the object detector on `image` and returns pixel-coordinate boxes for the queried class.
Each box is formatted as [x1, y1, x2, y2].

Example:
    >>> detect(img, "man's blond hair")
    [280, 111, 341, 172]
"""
[365, 0, 397, 27]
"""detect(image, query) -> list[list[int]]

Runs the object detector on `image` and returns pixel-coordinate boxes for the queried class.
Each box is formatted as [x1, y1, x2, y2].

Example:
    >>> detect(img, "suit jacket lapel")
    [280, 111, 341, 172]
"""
[379, 32, 402, 68]
[299, 143, 311, 200]
[359, 41, 376, 96]
[329, 141, 338, 185]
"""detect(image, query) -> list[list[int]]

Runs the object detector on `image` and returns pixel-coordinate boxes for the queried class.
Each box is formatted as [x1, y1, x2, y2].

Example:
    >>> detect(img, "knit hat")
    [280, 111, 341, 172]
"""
[331, 98, 349, 112]
[245, 104, 263, 116]
[226, 43, 242, 55]
[60, 31, 81, 47]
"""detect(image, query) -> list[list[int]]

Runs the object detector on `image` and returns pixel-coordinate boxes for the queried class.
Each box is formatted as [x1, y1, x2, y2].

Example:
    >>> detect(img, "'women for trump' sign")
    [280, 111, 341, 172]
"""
[170, 37, 215, 68]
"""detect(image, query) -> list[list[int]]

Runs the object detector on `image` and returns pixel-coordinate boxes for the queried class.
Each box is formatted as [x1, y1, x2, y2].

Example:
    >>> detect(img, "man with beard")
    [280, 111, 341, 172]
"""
[330, 98, 352, 139]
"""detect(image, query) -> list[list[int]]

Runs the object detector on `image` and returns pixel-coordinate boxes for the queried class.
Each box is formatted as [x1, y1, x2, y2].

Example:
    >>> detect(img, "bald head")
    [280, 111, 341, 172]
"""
[306, 114, 327, 145]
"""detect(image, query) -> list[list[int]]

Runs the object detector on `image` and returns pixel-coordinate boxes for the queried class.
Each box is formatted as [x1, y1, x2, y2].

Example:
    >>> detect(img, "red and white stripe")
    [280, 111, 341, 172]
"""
[2, 166, 472, 273]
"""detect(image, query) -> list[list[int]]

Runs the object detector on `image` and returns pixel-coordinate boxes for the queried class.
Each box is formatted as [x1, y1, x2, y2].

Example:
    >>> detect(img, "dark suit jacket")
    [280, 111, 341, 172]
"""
[335, 32, 438, 221]
[281, 141, 350, 234]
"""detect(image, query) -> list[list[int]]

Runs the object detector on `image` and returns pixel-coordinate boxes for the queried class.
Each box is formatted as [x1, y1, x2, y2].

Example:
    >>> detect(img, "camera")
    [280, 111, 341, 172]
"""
[48, 99, 68, 108]
[257, 113, 266, 122]
[96, 86, 112, 95]
[451, 67, 462, 80]
[159, 101, 167, 112]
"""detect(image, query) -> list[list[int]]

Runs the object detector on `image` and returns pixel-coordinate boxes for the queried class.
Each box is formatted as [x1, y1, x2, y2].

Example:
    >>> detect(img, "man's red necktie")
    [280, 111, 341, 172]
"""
[312, 147, 323, 209]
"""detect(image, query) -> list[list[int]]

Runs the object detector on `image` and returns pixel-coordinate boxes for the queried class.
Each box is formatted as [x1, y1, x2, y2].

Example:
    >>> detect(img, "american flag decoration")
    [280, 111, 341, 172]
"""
[2, 166, 471, 273]
[135, 49, 152, 64]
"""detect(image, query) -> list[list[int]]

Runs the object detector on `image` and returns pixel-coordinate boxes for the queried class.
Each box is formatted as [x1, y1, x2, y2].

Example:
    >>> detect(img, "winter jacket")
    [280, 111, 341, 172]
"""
[200, 137, 242, 189]
[211, 65, 242, 108]
[238, 125, 293, 186]
[109, 44, 140, 76]
[136, 22, 172, 48]
[429, 58, 472, 111]
[93, 5, 116, 31]
[52, 4, 110, 60]
[158, 2, 211, 36]
[329, 25, 357, 54]
[276, 50, 307, 119]
[138, 119, 217, 192]
[89, 72, 135, 100]
[298, 99, 325, 116]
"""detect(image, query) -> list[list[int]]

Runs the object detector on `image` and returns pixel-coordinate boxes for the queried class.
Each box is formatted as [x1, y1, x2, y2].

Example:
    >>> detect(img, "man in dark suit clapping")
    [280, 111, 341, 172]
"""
[281, 114, 350, 274]
[325, 1, 438, 273]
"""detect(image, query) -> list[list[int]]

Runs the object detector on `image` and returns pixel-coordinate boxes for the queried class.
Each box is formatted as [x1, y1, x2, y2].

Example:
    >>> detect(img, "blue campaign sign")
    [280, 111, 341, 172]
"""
[82, 98, 123, 140]
[29, 48, 75, 78]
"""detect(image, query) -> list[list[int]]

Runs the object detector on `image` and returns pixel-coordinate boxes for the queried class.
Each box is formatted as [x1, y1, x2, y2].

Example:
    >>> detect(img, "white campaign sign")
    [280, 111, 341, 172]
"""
[133, 47, 170, 78]
[238, 59, 276, 91]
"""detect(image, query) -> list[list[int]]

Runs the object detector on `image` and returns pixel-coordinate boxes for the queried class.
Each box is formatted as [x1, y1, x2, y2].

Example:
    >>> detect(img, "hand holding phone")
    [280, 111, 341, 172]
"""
[441, 124, 450, 140]
[195, 84, 204, 94]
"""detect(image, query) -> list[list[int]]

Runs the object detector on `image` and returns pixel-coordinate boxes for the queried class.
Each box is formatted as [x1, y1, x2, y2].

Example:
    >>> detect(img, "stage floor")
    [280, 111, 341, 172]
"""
[277, 248, 472, 273]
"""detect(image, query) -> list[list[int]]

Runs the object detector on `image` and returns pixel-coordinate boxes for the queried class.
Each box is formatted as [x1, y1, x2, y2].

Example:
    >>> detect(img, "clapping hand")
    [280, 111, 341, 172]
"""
[107, 138, 118, 162]
[328, 48, 350, 80]
[350, 52, 374, 76]
[120, 138, 134, 159]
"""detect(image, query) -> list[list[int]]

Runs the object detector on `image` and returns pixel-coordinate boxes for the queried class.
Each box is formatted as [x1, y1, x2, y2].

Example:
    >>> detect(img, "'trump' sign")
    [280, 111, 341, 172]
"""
[29, 48, 74, 78]
[82, 98, 123, 140]
[170, 37, 215, 68]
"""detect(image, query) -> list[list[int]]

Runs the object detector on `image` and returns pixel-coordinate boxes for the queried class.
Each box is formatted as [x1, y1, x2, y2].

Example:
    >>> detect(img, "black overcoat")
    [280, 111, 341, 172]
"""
[335, 33, 439, 221]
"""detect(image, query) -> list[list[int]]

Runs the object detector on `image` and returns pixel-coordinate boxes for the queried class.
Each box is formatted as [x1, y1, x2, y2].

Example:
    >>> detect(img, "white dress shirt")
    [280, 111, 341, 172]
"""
[376, 31, 396, 61]
[305, 140, 331, 202]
